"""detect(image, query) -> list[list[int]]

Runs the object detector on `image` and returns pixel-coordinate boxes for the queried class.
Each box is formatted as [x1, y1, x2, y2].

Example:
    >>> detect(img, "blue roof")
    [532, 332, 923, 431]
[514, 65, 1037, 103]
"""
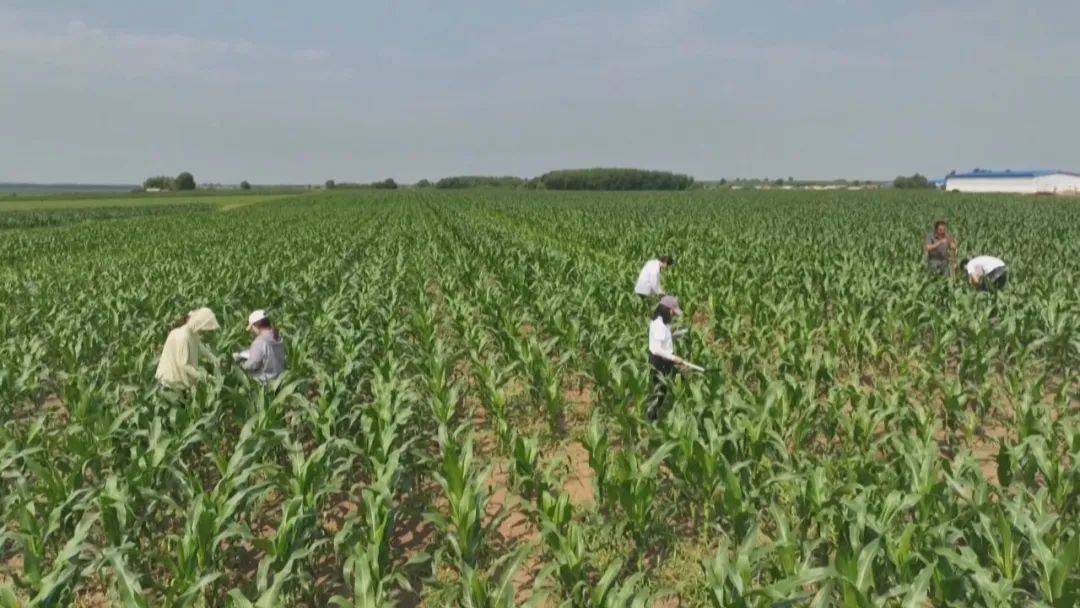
[948, 169, 1079, 179]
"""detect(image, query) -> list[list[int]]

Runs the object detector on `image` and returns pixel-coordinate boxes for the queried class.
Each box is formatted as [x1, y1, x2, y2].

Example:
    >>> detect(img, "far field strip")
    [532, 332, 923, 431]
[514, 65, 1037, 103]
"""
[0, 192, 298, 212]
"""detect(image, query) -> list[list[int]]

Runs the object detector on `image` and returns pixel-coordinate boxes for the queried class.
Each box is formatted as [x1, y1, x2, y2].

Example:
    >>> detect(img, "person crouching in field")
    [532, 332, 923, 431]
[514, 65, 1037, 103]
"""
[962, 256, 1008, 291]
[155, 307, 220, 387]
[634, 255, 673, 301]
[234, 309, 286, 384]
[647, 295, 687, 421]
[924, 220, 957, 277]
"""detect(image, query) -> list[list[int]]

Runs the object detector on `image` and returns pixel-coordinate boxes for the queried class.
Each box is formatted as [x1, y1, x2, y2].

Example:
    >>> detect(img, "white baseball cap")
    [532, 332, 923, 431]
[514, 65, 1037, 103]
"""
[247, 309, 269, 328]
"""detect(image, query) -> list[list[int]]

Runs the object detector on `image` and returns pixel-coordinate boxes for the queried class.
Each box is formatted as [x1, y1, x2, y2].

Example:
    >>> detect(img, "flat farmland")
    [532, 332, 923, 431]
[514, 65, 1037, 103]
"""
[0, 189, 1076, 607]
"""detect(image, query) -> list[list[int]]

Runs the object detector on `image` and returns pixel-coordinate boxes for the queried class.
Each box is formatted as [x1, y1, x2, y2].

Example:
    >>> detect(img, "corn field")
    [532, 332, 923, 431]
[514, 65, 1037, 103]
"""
[0, 190, 1077, 607]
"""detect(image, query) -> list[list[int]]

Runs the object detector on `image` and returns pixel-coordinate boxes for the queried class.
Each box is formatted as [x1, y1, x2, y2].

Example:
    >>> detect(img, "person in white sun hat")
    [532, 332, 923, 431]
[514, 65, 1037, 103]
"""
[646, 294, 688, 421]
[155, 307, 220, 387]
[234, 309, 286, 384]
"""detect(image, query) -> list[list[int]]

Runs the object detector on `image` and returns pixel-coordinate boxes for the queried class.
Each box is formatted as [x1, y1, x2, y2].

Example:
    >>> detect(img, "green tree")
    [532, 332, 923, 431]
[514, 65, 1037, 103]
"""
[175, 172, 196, 190]
[142, 176, 174, 190]
[537, 168, 693, 191]
[325, 179, 336, 189]
[893, 173, 933, 189]
[370, 178, 397, 190]
[240, 181, 251, 190]
[436, 176, 526, 189]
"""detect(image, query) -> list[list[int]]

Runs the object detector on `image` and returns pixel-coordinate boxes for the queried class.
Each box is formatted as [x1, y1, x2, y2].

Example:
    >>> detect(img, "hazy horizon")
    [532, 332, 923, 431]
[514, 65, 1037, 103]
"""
[4, 1, 1079, 184]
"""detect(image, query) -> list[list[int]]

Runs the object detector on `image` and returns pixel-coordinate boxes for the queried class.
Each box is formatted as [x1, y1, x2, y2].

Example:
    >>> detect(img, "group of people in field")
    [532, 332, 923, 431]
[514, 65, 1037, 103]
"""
[634, 255, 685, 421]
[154, 308, 285, 388]
[634, 220, 1010, 420]
[154, 220, 1009, 423]
[923, 220, 1009, 290]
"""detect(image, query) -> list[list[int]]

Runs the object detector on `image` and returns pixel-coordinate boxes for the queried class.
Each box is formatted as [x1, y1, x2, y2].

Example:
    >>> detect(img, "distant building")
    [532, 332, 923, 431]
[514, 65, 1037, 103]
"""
[145, 187, 163, 193]
[944, 169, 1080, 194]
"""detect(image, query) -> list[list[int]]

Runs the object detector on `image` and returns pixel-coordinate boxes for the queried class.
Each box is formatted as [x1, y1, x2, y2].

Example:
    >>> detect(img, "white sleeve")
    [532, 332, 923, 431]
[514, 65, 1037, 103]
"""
[648, 321, 675, 360]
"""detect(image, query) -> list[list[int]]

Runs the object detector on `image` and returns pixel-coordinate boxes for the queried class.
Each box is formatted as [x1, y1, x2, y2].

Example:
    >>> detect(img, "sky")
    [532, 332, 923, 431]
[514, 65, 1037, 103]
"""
[2, 1, 1078, 184]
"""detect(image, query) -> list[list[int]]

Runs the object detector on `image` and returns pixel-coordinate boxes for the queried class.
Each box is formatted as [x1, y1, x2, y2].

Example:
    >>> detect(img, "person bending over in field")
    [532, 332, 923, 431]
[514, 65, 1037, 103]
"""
[961, 256, 1008, 291]
[647, 295, 688, 421]
[634, 255, 673, 301]
[155, 307, 220, 387]
[234, 309, 286, 384]
[924, 220, 957, 277]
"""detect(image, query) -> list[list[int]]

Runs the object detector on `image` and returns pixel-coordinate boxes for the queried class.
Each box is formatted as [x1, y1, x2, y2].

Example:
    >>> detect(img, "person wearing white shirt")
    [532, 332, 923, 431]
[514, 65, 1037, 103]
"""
[961, 256, 1008, 291]
[634, 255, 673, 299]
[647, 294, 686, 421]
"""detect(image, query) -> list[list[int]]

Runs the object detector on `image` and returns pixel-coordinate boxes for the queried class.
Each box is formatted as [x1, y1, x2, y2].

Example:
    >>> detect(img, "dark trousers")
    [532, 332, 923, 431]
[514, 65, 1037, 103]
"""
[981, 267, 1008, 291]
[647, 355, 676, 421]
[927, 258, 949, 277]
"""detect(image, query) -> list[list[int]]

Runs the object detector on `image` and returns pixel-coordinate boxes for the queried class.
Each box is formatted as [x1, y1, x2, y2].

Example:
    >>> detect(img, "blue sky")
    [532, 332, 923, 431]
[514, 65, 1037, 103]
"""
[2, 1, 1078, 184]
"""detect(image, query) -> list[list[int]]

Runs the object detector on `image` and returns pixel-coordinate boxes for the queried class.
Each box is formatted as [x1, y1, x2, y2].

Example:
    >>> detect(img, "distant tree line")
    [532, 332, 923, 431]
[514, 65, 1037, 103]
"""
[892, 174, 934, 189]
[707, 177, 880, 188]
[369, 178, 398, 190]
[322, 169, 698, 191]
[319, 169, 904, 192]
[324, 178, 398, 190]
[435, 176, 526, 189]
[142, 172, 196, 191]
[538, 168, 693, 191]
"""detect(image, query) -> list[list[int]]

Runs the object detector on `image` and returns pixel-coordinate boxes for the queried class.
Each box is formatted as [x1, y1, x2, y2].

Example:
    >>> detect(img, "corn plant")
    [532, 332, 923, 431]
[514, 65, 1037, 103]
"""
[427, 425, 504, 576]
[604, 442, 675, 554]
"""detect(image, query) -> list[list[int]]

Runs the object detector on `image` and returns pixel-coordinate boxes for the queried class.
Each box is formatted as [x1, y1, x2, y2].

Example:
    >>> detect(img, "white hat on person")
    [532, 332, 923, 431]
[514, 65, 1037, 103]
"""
[247, 309, 269, 328]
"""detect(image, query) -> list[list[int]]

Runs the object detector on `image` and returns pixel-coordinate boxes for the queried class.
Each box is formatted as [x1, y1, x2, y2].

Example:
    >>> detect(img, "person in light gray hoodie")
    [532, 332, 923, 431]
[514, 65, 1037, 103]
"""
[234, 309, 286, 384]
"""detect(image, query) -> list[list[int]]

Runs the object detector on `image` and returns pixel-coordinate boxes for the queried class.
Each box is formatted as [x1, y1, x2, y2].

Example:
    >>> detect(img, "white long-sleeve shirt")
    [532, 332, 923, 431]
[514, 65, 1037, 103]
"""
[648, 317, 676, 361]
[634, 259, 663, 296]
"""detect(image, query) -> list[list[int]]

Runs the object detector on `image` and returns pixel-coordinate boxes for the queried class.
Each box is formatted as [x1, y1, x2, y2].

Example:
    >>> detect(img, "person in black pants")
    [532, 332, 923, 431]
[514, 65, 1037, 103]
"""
[646, 295, 686, 421]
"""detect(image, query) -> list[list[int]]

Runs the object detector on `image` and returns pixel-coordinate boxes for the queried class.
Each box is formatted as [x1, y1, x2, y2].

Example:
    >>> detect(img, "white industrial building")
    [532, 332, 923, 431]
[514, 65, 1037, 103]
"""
[944, 169, 1080, 194]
